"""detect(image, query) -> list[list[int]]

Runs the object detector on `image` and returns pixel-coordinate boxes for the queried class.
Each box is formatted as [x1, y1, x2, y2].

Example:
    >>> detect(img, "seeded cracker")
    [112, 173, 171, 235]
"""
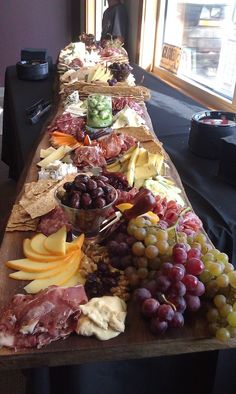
[19, 175, 76, 219]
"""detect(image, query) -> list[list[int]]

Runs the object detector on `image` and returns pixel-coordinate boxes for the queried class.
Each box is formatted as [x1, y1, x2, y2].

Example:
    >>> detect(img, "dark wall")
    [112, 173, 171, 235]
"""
[0, 0, 72, 86]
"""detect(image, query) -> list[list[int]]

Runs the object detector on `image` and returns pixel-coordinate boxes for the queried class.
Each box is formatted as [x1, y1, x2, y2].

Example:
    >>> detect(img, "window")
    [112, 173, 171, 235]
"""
[142, 0, 236, 111]
[85, 0, 108, 41]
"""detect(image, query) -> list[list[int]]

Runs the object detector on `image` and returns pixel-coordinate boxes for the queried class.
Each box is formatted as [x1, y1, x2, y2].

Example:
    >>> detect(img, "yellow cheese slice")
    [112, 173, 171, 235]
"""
[40, 147, 56, 159]
[37, 146, 71, 168]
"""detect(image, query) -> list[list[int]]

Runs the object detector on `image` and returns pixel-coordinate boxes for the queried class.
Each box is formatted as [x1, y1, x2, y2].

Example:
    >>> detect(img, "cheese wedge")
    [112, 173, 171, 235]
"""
[37, 146, 71, 168]
[40, 147, 56, 159]
[135, 163, 157, 180]
[136, 148, 148, 166]
[126, 144, 140, 187]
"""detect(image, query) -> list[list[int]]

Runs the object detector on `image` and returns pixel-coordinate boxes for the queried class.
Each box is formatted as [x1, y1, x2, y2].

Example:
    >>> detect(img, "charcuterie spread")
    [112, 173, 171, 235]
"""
[1, 36, 236, 358]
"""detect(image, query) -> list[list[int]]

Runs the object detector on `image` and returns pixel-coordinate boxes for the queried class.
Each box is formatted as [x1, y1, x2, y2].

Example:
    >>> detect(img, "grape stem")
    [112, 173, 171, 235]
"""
[161, 294, 177, 311]
[169, 207, 192, 243]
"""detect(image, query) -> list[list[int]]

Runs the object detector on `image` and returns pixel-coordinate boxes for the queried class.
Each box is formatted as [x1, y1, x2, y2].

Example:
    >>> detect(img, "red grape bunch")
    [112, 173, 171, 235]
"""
[108, 62, 132, 82]
[132, 243, 206, 336]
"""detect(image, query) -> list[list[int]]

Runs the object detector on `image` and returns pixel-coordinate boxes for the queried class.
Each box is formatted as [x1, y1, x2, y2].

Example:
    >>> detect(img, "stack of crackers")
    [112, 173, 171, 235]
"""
[6, 176, 76, 232]
[6, 204, 39, 232]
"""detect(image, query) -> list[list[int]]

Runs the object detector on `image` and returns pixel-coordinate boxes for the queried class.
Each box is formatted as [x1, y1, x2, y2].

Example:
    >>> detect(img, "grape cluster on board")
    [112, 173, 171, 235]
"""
[105, 212, 236, 341]
[108, 62, 132, 82]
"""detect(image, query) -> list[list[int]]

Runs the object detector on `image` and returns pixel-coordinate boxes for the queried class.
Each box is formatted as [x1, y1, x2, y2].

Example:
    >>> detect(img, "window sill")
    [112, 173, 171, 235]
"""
[152, 66, 235, 112]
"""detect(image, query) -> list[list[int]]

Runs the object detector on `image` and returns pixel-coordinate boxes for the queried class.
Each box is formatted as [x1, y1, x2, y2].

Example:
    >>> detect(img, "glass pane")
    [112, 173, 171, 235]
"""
[95, 0, 108, 41]
[159, 0, 236, 100]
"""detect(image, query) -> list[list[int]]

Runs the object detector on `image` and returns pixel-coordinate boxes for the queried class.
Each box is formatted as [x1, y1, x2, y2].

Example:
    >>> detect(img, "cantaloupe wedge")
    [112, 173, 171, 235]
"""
[24, 250, 82, 294]
[30, 233, 51, 255]
[116, 203, 133, 212]
[62, 270, 86, 287]
[23, 239, 66, 262]
[44, 226, 67, 256]
[66, 233, 85, 253]
[9, 265, 66, 280]
[6, 258, 67, 272]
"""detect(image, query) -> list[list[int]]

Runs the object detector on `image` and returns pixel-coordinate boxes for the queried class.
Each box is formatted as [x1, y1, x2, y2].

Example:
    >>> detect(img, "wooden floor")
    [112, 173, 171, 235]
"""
[0, 135, 25, 392]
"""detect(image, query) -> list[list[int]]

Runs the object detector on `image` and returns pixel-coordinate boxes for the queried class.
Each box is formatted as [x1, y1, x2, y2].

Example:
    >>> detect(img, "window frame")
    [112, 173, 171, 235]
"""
[150, 0, 236, 111]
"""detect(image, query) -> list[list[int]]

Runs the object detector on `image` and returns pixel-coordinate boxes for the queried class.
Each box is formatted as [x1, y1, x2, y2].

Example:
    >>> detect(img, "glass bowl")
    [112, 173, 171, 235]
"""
[55, 184, 118, 238]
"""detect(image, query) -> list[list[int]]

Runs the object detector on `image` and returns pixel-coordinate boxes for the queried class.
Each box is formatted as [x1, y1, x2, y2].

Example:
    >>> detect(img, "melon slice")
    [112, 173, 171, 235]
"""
[44, 226, 67, 256]
[62, 270, 85, 287]
[9, 264, 66, 280]
[66, 233, 85, 253]
[6, 258, 66, 273]
[24, 250, 82, 294]
[30, 233, 51, 255]
[23, 239, 65, 262]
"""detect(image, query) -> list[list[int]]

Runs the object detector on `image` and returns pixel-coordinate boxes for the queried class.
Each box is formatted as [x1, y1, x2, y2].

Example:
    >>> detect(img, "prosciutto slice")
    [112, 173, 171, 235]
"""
[0, 285, 88, 350]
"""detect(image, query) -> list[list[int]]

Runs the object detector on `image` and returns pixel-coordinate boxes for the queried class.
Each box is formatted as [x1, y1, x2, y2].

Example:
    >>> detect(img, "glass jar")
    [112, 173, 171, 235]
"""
[87, 94, 113, 128]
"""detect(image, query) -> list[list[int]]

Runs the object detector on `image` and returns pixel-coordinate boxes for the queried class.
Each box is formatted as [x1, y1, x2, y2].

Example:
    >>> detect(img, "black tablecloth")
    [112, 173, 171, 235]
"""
[1, 65, 236, 394]
[1, 66, 55, 180]
[133, 65, 236, 264]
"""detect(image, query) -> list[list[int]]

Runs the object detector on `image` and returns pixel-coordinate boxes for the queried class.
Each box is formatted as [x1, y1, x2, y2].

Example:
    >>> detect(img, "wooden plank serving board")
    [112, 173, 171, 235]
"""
[0, 88, 236, 371]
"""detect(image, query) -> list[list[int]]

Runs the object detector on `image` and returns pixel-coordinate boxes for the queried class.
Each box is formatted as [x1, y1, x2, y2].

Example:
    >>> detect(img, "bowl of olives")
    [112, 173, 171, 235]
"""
[55, 174, 118, 237]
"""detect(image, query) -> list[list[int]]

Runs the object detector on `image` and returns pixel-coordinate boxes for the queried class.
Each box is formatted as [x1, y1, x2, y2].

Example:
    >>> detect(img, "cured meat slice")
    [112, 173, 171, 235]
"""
[38, 206, 72, 236]
[73, 146, 106, 168]
[119, 134, 137, 153]
[112, 97, 144, 118]
[99, 133, 123, 159]
[98, 132, 136, 159]
[47, 114, 86, 142]
[0, 285, 88, 350]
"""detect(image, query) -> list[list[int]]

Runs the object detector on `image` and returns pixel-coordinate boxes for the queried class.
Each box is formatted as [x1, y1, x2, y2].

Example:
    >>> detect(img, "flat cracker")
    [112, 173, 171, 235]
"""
[141, 140, 165, 155]
[20, 186, 57, 219]
[24, 179, 57, 199]
[7, 204, 29, 224]
[6, 204, 39, 231]
[115, 126, 154, 142]
[6, 223, 38, 232]
[19, 174, 77, 219]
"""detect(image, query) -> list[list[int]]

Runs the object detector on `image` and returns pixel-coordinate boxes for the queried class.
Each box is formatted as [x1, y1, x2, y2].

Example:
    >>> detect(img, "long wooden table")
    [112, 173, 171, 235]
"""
[0, 67, 236, 371]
